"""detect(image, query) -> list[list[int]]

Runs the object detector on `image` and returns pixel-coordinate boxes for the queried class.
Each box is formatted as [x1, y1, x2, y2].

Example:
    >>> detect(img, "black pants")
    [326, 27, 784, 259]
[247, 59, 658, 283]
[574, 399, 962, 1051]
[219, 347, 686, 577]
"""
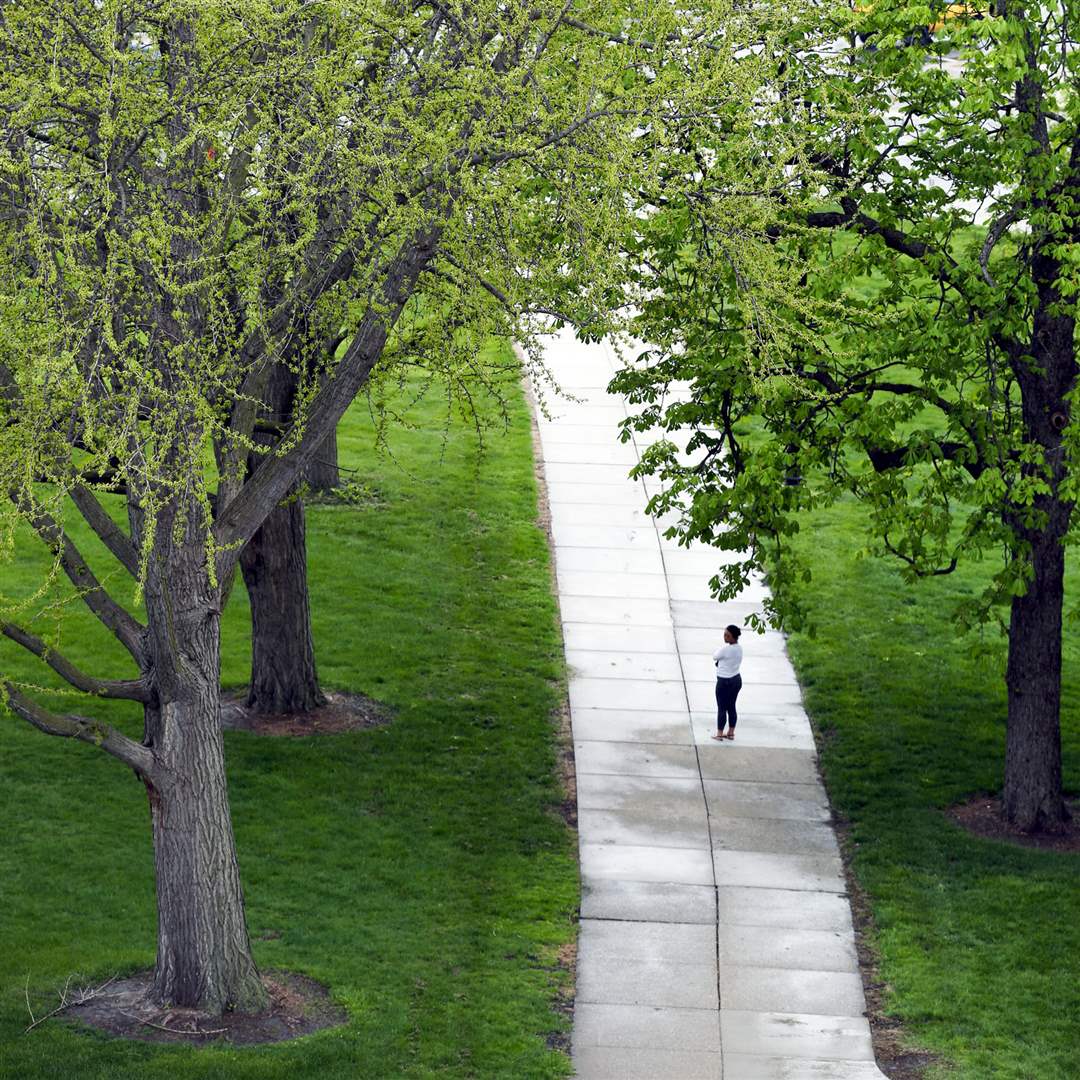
[715, 674, 742, 732]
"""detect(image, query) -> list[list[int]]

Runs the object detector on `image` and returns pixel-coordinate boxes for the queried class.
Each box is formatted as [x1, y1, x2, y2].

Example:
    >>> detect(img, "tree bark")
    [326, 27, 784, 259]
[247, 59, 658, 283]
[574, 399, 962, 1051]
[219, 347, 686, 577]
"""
[307, 428, 340, 494]
[240, 488, 325, 713]
[240, 361, 326, 715]
[141, 500, 267, 1012]
[1004, 522, 1071, 831]
[1002, 241, 1076, 832]
[146, 698, 266, 1011]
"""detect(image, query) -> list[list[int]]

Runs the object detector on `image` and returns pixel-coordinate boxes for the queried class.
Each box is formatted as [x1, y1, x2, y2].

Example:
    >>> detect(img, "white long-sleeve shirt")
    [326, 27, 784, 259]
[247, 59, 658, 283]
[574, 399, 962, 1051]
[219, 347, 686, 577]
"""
[713, 643, 743, 679]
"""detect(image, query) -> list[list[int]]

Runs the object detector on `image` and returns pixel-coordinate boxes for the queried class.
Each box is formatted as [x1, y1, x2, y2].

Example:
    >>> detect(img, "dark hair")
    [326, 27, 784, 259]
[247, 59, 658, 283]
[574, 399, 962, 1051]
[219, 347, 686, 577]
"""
[725, 624, 742, 640]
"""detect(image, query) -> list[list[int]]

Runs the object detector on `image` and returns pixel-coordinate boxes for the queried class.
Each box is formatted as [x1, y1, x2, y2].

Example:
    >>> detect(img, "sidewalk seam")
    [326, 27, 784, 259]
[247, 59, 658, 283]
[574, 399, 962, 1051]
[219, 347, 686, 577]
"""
[612, 338, 725, 1079]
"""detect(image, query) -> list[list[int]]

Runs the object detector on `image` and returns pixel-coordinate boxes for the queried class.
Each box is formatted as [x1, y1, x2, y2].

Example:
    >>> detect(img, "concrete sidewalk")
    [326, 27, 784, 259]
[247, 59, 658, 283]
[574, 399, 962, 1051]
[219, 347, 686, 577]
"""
[531, 328, 888, 1080]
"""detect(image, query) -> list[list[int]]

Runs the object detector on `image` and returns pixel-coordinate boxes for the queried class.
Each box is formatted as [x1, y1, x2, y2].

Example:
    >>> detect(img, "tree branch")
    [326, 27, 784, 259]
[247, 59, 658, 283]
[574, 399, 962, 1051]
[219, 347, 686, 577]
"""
[806, 196, 967, 293]
[801, 367, 976, 434]
[218, 211, 388, 508]
[69, 485, 139, 577]
[433, 253, 587, 327]
[804, 210, 848, 228]
[4, 682, 157, 779]
[214, 222, 444, 572]
[2, 623, 151, 703]
[882, 532, 958, 577]
[562, 15, 721, 53]
[979, 206, 1022, 287]
[16, 499, 147, 663]
[865, 439, 986, 478]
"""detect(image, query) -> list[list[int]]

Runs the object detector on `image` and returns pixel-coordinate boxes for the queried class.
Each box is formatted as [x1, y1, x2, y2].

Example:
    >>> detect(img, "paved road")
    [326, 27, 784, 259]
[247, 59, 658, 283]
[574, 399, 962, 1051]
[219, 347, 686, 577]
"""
[531, 327, 889, 1080]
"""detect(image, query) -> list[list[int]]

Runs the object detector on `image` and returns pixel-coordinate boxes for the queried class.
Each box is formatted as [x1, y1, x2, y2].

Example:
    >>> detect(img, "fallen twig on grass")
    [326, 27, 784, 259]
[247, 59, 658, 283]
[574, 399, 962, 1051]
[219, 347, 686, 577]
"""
[119, 1010, 227, 1037]
[24, 973, 117, 1033]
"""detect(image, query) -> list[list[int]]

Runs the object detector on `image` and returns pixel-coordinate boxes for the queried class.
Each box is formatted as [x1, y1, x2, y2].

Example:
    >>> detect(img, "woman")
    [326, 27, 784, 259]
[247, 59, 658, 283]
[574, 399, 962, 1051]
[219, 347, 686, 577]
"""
[711, 624, 743, 741]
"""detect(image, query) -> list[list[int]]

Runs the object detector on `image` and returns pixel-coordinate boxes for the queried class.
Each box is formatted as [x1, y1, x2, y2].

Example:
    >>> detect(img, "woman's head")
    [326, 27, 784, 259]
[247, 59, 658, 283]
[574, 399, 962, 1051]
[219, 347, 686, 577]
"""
[724, 624, 742, 644]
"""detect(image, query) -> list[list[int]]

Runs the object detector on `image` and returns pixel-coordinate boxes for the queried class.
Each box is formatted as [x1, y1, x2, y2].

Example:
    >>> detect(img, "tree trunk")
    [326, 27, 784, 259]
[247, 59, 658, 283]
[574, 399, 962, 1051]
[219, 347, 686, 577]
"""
[1003, 524, 1071, 831]
[240, 489, 326, 713]
[147, 697, 266, 1011]
[142, 503, 267, 1013]
[1002, 241, 1076, 832]
[307, 428, 340, 494]
[240, 360, 326, 715]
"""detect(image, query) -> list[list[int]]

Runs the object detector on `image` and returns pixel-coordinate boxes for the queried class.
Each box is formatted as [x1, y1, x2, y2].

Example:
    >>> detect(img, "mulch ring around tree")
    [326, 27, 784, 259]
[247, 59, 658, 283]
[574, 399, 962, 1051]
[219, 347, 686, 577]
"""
[61, 971, 346, 1045]
[946, 795, 1080, 853]
[221, 689, 392, 736]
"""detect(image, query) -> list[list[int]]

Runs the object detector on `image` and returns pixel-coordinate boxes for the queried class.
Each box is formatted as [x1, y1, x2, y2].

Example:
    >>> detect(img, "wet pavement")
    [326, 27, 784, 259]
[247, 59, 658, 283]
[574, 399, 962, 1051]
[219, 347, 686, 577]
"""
[531, 327, 888, 1079]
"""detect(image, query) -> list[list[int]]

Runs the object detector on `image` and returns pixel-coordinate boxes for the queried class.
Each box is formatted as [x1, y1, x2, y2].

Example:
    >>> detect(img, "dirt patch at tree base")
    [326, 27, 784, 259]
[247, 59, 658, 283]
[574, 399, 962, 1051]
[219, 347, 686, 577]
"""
[63, 970, 346, 1045]
[221, 689, 392, 736]
[946, 795, 1080, 853]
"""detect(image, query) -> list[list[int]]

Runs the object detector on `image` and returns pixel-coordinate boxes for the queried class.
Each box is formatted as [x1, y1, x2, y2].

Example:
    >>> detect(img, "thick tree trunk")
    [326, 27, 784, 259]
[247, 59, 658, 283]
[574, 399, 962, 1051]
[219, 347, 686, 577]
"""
[1002, 242, 1076, 832]
[307, 428, 339, 494]
[142, 505, 267, 1013]
[1003, 525, 1070, 831]
[240, 489, 325, 713]
[147, 697, 266, 1011]
[241, 361, 326, 715]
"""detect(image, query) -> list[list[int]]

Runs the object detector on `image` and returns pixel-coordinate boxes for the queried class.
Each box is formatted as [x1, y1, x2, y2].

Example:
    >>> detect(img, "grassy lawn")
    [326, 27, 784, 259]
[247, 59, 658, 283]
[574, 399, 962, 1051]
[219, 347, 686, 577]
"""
[780, 499, 1080, 1080]
[0, 343, 577, 1079]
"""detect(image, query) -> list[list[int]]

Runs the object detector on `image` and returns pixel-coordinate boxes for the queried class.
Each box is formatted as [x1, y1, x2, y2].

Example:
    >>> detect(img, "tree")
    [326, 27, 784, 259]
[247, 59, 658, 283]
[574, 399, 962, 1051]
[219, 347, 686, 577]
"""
[307, 430, 341, 495]
[615, 1, 1080, 831]
[240, 358, 327, 715]
[0, 1, 761, 1013]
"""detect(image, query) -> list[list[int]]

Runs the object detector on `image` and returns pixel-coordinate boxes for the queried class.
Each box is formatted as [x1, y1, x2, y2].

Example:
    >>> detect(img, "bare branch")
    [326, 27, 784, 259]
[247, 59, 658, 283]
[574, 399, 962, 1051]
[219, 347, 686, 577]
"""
[467, 108, 605, 168]
[218, 211, 388, 508]
[980, 207, 1023, 287]
[15, 499, 147, 663]
[2, 623, 150, 702]
[24, 975, 118, 1034]
[520, 0, 575, 85]
[4, 683, 157, 778]
[119, 1010, 228, 1037]
[69, 485, 139, 577]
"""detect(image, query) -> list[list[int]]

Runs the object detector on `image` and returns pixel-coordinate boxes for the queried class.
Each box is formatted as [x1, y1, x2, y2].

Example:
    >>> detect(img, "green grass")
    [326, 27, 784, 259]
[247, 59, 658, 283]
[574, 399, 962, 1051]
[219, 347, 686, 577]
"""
[780, 499, 1080, 1080]
[0, 343, 576, 1079]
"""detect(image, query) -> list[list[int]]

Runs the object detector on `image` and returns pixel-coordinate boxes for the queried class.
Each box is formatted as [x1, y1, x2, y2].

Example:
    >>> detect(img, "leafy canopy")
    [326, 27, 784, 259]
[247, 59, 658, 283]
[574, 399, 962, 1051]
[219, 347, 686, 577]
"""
[615, 1, 1080, 634]
[0, 0, 770, 597]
